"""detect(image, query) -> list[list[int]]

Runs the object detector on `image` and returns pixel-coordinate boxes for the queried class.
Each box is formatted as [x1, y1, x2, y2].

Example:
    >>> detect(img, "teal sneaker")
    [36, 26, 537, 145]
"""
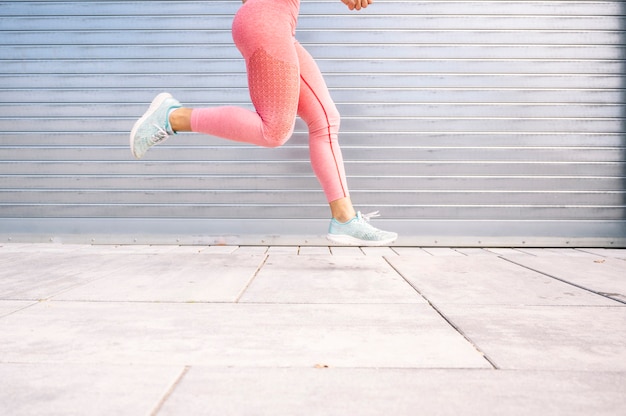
[130, 92, 181, 159]
[327, 211, 398, 246]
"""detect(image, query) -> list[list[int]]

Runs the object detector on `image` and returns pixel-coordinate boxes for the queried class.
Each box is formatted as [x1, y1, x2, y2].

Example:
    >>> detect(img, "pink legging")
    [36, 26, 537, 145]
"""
[190, 0, 349, 202]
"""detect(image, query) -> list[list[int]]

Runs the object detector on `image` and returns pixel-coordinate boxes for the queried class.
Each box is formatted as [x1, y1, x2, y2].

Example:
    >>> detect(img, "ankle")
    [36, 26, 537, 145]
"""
[334, 213, 356, 223]
[329, 197, 356, 223]
[169, 108, 192, 132]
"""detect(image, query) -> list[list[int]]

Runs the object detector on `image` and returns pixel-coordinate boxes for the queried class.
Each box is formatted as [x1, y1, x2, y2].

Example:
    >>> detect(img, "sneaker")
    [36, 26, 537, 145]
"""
[130, 92, 181, 159]
[327, 211, 398, 246]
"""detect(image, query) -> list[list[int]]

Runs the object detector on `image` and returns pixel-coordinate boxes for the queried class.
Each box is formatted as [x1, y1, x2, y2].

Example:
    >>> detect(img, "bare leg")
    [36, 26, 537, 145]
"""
[169, 108, 192, 132]
[330, 197, 357, 223]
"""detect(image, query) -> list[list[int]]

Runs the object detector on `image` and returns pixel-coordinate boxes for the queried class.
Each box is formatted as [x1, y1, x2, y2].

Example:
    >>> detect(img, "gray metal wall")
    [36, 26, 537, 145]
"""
[1, 1, 625, 246]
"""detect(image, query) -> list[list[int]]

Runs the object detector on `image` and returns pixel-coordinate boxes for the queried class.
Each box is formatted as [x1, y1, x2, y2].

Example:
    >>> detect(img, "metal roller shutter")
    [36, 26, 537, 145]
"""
[0, 1, 624, 246]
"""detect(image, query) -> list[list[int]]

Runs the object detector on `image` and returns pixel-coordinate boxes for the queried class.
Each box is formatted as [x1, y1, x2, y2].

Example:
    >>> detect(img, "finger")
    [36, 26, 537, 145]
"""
[355, 0, 371, 10]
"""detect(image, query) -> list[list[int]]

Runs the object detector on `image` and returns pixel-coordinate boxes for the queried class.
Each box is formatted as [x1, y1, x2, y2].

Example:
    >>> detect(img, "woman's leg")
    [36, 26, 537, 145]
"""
[131, 0, 300, 153]
[131, 0, 397, 244]
[293, 41, 397, 244]
[187, 51, 299, 147]
[294, 41, 356, 222]
[186, 0, 300, 148]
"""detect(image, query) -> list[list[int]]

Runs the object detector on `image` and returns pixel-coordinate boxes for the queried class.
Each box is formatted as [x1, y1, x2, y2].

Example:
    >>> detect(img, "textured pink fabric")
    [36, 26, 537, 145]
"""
[190, 0, 348, 202]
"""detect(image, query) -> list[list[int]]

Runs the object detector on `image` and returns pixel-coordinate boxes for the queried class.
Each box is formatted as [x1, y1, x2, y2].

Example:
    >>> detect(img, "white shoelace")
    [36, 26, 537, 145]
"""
[150, 124, 169, 144]
[361, 211, 381, 221]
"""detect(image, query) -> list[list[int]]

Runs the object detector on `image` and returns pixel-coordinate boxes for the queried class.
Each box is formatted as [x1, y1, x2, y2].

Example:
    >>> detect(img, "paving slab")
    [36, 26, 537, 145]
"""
[158, 368, 626, 416]
[0, 363, 183, 416]
[2, 244, 624, 415]
[239, 255, 421, 304]
[0, 252, 140, 300]
[0, 252, 37, 267]
[329, 246, 363, 256]
[515, 248, 603, 258]
[484, 248, 530, 256]
[390, 247, 432, 257]
[199, 245, 239, 254]
[422, 247, 466, 257]
[75, 245, 161, 254]
[453, 248, 501, 257]
[232, 245, 268, 255]
[298, 246, 332, 255]
[503, 255, 626, 303]
[54, 254, 265, 302]
[266, 246, 300, 255]
[386, 256, 616, 306]
[0, 302, 490, 369]
[105, 245, 209, 254]
[360, 246, 398, 256]
[0, 300, 37, 317]
[441, 305, 626, 371]
[0, 243, 86, 253]
[578, 248, 626, 259]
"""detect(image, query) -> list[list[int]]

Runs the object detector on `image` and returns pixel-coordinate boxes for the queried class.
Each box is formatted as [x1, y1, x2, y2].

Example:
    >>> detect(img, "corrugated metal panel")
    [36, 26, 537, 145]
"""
[0, 1, 625, 246]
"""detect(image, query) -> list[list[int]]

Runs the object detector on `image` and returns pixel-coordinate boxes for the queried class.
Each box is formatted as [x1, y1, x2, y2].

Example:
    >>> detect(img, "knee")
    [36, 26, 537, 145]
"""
[262, 119, 295, 148]
[306, 105, 341, 140]
[264, 136, 288, 148]
[327, 104, 341, 128]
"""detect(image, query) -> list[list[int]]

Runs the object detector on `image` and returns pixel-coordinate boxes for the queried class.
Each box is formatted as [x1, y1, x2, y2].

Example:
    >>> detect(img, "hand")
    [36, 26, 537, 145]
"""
[341, 0, 373, 11]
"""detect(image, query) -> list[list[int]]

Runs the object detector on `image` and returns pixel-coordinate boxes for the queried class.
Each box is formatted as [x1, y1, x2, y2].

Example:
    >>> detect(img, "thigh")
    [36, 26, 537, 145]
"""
[295, 41, 339, 125]
[232, 0, 298, 63]
[247, 46, 300, 142]
[234, 0, 301, 121]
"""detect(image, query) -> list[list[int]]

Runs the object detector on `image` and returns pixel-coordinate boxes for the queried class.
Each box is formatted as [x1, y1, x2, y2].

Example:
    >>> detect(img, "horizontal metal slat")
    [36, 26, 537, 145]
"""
[3, 102, 624, 120]
[2, 117, 623, 134]
[1, 146, 623, 163]
[299, 16, 625, 31]
[1, 189, 623, 206]
[2, 175, 623, 192]
[0, 30, 233, 46]
[2, 44, 623, 60]
[2, 59, 621, 75]
[2, 30, 623, 46]
[2, 131, 625, 148]
[0, 16, 235, 31]
[2, 15, 622, 31]
[299, 30, 625, 46]
[0, 189, 327, 205]
[0, 1, 239, 16]
[0, 175, 322, 191]
[2, 161, 623, 177]
[1, 204, 622, 221]
[1, 1, 620, 17]
[3, 88, 620, 105]
[3, 74, 623, 90]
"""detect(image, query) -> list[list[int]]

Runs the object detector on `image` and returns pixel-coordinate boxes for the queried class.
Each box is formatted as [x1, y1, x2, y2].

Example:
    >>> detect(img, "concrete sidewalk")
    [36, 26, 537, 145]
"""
[0, 244, 625, 415]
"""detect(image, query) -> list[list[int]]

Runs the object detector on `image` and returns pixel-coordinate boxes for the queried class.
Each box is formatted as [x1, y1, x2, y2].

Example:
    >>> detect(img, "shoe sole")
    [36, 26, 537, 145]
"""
[130, 92, 173, 159]
[326, 233, 397, 247]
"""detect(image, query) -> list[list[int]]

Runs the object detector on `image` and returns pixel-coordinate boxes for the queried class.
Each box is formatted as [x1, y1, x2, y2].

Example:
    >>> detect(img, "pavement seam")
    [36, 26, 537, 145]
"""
[150, 365, 190, 416]
[501, 257, 626, 306]
[0, 300, 41, 319]
[383, 256, 500, 370]
[234, 253, 269, 303]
